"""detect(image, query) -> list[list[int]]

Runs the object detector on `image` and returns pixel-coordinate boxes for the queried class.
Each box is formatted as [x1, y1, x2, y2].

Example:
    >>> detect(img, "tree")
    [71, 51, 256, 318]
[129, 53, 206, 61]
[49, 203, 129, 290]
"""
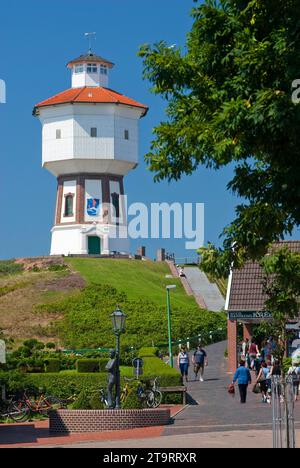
[139, 0, 300, 265]
[261, 247, 300, 367]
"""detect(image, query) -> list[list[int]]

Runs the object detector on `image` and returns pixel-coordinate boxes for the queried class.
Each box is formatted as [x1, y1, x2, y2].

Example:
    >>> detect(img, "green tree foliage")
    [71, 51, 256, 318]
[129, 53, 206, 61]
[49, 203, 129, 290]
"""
[45, 285, 226, 349]
[260, 247, 300, 366]
[139, 0, 300, 263]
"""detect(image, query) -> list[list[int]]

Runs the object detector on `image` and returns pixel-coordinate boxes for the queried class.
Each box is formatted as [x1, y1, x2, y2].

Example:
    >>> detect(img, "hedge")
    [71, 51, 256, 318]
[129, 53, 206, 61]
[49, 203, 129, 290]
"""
[76, 359, 100, 373]
[2, 372, 108, 400]
[139, 347, 159, 358]
[44, 359, 60, 373]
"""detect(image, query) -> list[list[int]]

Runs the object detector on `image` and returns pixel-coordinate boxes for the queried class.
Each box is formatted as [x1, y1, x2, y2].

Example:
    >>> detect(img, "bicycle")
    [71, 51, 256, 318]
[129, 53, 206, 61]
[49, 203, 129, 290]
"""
[121, 377, 162, 409]
[16, 390, 65, 417]
[0, 398, 30, 422]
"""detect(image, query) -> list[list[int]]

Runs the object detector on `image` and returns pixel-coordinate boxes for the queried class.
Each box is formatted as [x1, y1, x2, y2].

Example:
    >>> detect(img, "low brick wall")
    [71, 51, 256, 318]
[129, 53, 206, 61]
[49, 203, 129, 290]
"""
[49, 408, 171, 434]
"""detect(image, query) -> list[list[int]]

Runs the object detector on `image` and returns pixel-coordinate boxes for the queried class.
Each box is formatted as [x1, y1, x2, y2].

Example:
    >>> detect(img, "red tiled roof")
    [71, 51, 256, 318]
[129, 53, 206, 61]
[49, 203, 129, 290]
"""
[227, 241, 300, 312]
[33, 87, 148, 116]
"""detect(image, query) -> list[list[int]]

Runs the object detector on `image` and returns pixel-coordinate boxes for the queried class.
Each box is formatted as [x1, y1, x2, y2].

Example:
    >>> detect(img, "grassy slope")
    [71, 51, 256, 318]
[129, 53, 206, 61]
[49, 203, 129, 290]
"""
[67, 258, 197, 309]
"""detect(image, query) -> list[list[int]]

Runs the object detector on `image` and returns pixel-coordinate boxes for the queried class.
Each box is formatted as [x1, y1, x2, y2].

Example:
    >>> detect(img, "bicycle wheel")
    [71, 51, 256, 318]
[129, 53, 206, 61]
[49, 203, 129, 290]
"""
[152, 390, 163, 408]
[42, 396, 65, 413]
[8, 401, 30, 422]
[144, 390, 156, 408]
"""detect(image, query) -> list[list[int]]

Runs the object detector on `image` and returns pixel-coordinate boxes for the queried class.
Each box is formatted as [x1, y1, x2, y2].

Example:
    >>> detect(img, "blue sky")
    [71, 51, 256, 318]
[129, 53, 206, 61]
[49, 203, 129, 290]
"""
[0, 0, 250, 260]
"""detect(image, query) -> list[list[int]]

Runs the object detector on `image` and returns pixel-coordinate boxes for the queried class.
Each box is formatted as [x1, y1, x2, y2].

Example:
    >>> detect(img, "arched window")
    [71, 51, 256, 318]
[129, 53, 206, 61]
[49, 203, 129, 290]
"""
[64, 194, 74, 217]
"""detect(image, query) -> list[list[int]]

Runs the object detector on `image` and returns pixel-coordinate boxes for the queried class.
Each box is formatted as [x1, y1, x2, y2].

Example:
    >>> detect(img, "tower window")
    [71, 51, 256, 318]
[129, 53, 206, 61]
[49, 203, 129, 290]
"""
[87, 63, 98, 73]
[64, 194, 74, 217]
[124, 130, 129, 140]
[111, 192, 120, 219]
[74, 64, 84, 74]
[91, 128, 97, 138]
[56, 129, 62, 139]
[100, 64, 108, 75]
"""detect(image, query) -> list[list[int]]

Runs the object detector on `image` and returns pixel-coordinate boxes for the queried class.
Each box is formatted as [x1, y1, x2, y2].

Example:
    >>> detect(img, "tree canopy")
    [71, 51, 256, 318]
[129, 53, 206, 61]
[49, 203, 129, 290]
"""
[139, 0, 300, 271]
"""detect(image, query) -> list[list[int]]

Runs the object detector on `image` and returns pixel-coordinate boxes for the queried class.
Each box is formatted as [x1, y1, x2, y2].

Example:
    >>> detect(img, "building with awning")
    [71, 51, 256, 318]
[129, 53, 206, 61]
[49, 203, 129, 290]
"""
[225, 241, 300, 373]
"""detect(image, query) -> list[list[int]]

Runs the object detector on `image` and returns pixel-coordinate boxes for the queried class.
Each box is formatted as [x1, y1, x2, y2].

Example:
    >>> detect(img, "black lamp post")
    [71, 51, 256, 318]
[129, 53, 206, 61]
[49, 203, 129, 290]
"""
[110, 307, 126, 409]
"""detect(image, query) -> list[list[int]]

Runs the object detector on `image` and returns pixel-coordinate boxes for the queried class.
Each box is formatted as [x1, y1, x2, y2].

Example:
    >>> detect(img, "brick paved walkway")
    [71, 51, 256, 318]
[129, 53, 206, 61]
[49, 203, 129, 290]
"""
[164, 341, 300, 437]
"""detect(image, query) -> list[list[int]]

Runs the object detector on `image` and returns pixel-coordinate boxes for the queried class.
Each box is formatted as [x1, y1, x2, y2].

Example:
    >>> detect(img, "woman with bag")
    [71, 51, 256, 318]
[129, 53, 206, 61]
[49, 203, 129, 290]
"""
[256, 362, 269, 403]
[232, 361, 252, 404]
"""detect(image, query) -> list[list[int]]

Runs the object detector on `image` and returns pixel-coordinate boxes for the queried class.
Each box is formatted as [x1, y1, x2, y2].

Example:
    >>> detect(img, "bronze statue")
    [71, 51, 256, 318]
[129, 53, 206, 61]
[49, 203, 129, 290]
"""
[105, 349, 117, 409]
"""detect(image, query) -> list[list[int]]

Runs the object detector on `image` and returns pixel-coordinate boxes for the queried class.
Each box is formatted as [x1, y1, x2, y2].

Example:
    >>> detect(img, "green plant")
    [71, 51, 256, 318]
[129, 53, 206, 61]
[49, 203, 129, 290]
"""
[44, 359, 60, 373]
[139, 347, 159, 358]
[0, 260, 23, 277]
[76, 359, 100, 373]
[48, 264, 68, 272]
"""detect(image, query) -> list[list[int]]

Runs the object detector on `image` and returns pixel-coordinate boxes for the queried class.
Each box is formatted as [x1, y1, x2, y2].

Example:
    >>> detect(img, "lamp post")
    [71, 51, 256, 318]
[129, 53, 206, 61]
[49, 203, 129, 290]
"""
[110, 307, 127, 409]
[166, 285, 176, 368]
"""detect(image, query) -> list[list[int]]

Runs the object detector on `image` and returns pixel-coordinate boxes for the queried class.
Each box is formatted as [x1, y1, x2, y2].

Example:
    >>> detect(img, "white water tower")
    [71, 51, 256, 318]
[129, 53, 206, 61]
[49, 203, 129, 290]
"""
[34, 49, 148, 256]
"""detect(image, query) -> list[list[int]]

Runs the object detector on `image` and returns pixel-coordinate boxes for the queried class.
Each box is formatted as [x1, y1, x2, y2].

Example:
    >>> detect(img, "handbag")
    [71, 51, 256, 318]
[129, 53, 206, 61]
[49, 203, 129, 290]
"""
[228, 384, 235, 395]
[253, 383, 261, 394]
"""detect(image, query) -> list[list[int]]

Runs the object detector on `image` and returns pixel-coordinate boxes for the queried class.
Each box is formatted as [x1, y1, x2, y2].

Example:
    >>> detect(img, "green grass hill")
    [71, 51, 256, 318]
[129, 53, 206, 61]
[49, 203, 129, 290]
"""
[0, 258, 226, 350]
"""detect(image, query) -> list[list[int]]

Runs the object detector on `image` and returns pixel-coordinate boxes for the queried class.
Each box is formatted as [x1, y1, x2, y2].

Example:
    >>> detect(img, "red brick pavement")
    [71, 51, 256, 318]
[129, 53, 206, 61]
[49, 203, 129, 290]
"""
[0, 405, 183, 448]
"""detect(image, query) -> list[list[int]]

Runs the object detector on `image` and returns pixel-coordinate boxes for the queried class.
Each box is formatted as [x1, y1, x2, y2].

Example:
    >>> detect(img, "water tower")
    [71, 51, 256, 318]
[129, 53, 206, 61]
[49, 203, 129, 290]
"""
[33, 48, 148, 256]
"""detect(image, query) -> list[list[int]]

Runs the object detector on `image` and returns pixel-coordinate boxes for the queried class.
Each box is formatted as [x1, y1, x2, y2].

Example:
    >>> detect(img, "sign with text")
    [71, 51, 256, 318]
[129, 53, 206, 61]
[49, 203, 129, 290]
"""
[228, 311, 273, 321]
[0, 340, 6, 364]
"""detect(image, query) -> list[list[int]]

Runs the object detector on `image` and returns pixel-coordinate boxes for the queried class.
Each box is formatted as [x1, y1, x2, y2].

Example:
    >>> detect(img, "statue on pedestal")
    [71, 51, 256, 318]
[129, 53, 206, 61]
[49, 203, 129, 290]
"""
[105, 349, 117, 409]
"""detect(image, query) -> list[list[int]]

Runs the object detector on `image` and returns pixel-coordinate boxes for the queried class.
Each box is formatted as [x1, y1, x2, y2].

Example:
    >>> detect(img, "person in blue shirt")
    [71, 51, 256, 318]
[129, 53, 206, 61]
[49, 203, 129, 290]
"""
[232, 361, 252, 404]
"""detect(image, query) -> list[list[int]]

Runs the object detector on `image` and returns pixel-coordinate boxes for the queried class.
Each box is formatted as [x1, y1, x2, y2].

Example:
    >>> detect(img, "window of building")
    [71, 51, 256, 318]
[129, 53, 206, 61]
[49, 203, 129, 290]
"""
[111, 192, 120, 219]
[74, 64, 84, 74]
[124, 130, 129, 140]
[100, 64, 108, 75]
[87, 63, 98, 73]
[64, 194, 74, 217]
[56, 129, 62, 139]
[91, 127, 97, 138]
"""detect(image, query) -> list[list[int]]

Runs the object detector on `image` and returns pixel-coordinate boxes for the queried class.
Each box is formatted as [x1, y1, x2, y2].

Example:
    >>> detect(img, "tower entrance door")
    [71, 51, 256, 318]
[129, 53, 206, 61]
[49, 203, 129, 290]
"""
[88, 236, 101, 255]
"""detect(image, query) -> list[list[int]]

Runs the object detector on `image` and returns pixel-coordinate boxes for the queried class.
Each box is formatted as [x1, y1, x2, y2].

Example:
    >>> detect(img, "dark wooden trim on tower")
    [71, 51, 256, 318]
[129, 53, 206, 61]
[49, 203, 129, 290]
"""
[54, 173, 124, 227]
[56, 179, 64, 225]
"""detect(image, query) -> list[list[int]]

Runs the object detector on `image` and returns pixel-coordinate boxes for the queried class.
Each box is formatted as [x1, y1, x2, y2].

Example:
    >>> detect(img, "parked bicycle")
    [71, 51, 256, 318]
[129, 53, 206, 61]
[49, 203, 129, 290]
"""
[121, 377, 162, 409]
[0, 398, 30, 422]
[16, 389, 65, 417]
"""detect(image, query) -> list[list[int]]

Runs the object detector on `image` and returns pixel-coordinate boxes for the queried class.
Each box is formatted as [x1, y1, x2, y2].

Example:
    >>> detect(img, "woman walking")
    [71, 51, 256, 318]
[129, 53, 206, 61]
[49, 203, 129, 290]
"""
[256, 362, 269, 403]
[232, 361, 252, 404]
[177, 347, 190, 383]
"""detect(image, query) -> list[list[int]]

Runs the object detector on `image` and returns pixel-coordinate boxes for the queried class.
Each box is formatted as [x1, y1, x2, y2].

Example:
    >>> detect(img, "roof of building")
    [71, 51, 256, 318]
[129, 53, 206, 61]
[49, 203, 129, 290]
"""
[33, 87, 148, 116]
[227, 241, 300, 312]
[67, 53, 114, 68]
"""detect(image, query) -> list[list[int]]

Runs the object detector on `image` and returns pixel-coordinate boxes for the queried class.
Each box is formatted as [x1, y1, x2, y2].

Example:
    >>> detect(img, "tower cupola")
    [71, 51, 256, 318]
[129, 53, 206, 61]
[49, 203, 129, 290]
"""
[67, 53, 114, 88]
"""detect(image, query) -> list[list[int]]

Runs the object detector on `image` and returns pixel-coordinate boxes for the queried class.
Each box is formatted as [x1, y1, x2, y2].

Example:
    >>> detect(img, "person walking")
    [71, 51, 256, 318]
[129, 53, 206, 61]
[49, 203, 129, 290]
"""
[256, 362, 269, 403]
[177, 347, 190, 383]
[232, 361, 252, 404]
[192, 345, 208, 382]
[249, 341, 259, 370]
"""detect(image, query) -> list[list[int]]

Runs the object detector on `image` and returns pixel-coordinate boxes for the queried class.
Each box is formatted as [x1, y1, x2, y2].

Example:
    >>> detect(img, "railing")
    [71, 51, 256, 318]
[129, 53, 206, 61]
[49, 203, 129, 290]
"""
[272, 376, 296, 449]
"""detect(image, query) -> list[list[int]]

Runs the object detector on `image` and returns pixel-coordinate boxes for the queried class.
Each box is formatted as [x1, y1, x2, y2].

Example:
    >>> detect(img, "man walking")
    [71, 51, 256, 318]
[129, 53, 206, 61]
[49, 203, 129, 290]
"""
[192, 344, 208, 382]
[232, 361, 252, 404]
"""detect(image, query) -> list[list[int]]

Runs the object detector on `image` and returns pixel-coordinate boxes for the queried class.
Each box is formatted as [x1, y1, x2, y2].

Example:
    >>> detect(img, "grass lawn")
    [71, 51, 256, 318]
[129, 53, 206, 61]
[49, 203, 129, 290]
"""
[67, 258, 197, 309]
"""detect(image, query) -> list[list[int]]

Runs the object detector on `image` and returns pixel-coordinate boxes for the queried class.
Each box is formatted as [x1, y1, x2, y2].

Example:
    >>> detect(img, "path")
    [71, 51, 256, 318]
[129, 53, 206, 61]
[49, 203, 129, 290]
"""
[184, 267, 224, 312]
[166, 341, 300, 437]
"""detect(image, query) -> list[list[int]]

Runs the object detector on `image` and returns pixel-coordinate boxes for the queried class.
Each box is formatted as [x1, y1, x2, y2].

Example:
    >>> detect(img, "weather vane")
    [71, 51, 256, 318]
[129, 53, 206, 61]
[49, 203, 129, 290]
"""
[84, 32, 96, 54]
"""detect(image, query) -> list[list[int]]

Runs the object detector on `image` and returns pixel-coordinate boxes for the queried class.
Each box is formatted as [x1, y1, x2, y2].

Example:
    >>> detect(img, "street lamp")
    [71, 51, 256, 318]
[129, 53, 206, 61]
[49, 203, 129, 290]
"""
[110, 307, 127, 409]
[166, 285, 176, 368]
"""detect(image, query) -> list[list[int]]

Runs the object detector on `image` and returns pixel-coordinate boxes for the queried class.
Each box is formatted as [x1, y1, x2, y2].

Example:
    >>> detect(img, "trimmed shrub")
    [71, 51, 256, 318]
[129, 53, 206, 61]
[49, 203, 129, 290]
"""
[76, 359, 100, 373]
[44, 359, 60, 373]
[99, 358, 109, 372]
[139, 347, 159, 358]
[13, 373, 107, 400]
[71, 390, 93, 410]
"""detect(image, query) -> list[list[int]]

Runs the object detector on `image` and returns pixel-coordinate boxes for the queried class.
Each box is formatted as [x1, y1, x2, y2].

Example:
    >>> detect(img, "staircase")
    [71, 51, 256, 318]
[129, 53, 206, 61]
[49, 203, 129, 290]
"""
[184, 267, 225, 312]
